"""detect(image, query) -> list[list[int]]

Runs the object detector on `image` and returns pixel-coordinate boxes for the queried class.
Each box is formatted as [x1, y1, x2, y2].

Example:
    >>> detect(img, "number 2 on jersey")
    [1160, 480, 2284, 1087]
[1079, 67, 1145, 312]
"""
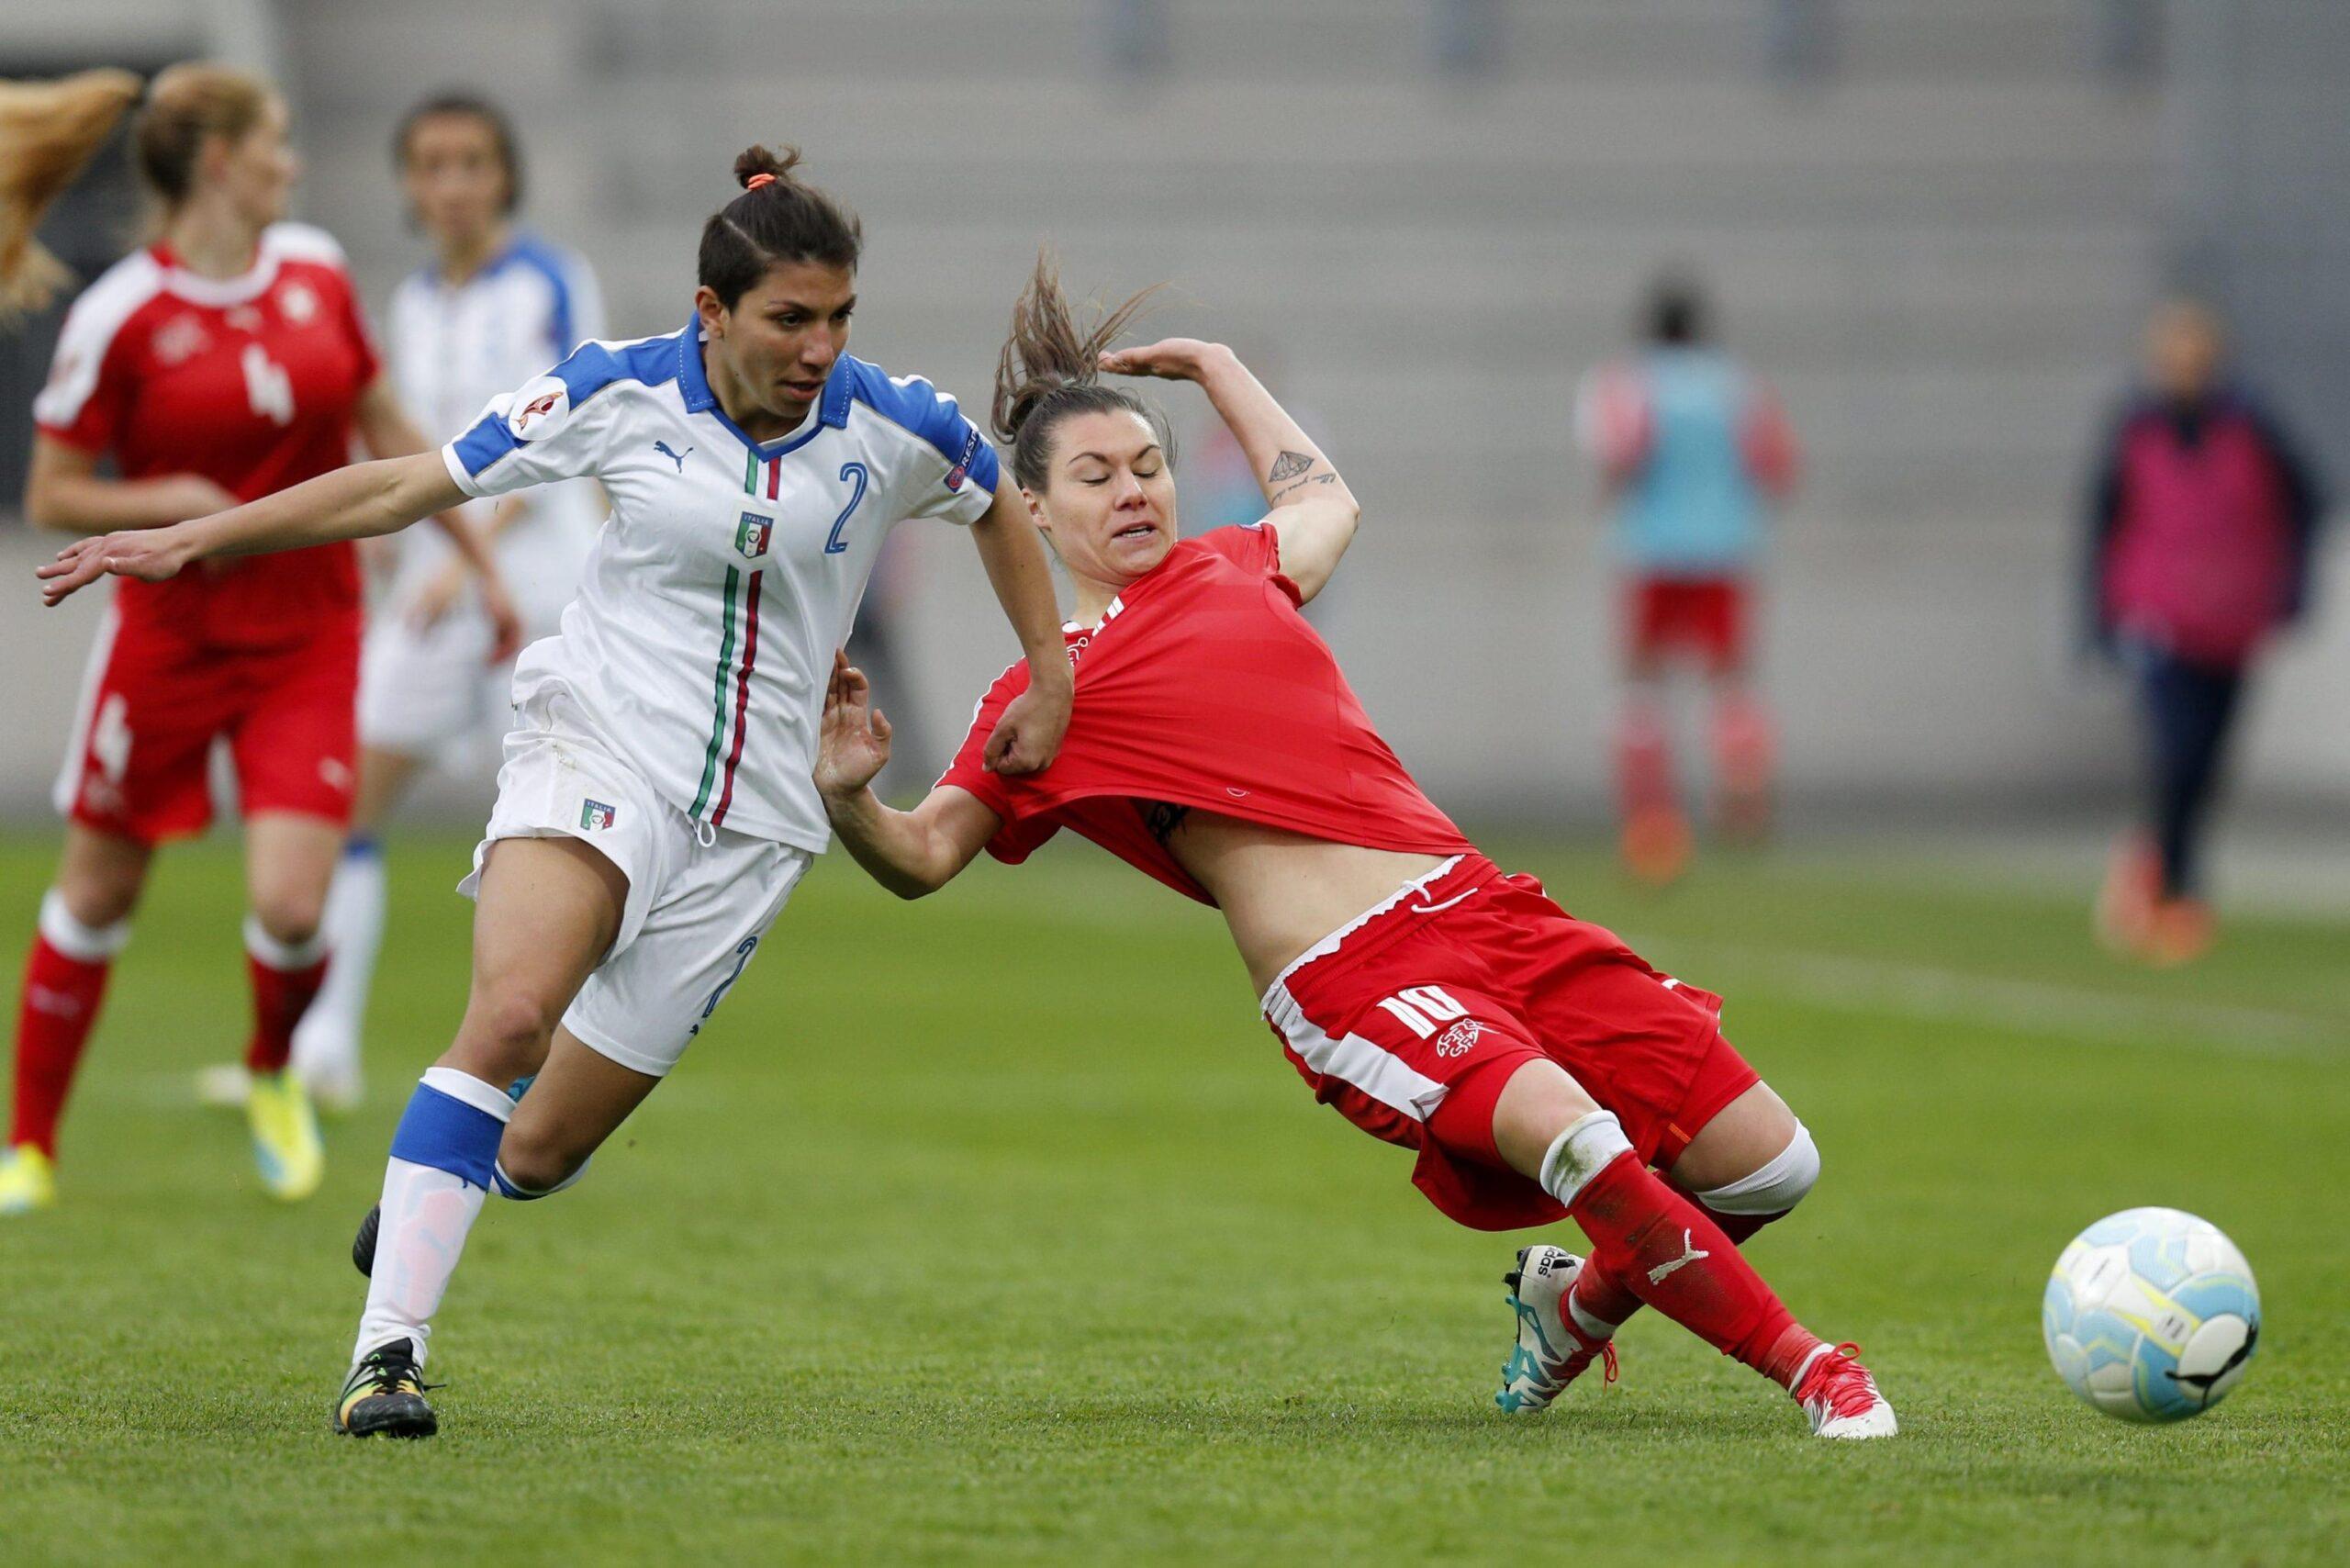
[825, 462, 868, 554]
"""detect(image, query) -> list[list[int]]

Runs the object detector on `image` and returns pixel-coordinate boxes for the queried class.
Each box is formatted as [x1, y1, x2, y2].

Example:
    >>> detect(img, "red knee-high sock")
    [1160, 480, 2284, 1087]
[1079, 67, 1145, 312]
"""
[1569, 1204, 1783, 1338]
[1615, 703, 1675, 820]
[1569, 1154, 1819, 1386]
[11, 918, 119, 1158]
[244, 920, 330, 1076]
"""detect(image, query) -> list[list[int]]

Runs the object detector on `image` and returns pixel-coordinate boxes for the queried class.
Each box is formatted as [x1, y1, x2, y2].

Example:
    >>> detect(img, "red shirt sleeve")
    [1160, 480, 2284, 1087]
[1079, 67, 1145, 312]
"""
[33, 301, 139, 454]
[1197, 522, 1302, 605]
[935, 665, 1060, 863]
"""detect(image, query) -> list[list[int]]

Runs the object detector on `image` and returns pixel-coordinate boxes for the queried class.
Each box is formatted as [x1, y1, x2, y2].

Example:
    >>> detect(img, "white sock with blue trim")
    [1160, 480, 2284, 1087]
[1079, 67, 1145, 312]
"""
[352, 1067, 511, 1370]
[294, 837, 385, 1095]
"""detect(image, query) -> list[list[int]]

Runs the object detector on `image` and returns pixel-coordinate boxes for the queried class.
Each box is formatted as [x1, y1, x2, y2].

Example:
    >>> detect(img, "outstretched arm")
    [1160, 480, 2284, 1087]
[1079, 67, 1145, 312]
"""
[814, 654, 1002, 898]
[38, 450, 464, 607]
[967, 475, 1074, 774]
[1101, 339, 1361, 603]
[352, 377, 521, 659]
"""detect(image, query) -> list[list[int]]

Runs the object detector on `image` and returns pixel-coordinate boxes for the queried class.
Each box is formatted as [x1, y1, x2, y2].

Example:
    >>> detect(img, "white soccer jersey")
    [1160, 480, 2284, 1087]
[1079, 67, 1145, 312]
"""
[388, 233, 606, 590]
[442, 319, 1001, 851]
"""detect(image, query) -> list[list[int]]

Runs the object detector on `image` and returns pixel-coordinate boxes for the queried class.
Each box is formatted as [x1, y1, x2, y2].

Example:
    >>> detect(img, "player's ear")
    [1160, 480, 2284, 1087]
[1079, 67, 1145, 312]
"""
[693, 285, 727, 340]
[1021, 487, 1047, 531]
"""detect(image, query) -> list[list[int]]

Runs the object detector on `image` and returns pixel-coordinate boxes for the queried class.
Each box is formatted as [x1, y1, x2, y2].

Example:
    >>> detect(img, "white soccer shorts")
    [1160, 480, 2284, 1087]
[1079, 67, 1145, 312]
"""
[457, 679, 809, 1078]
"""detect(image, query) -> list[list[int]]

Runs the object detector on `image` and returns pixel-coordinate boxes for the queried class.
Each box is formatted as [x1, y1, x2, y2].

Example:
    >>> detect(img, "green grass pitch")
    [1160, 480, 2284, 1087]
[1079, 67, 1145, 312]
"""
[1, 830, 2344, 1565]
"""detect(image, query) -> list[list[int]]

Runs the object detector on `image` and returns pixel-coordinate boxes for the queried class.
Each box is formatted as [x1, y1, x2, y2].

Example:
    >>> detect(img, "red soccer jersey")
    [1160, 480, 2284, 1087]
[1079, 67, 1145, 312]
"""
[34, 222, 379, 651]
[939, 524, 1475, 903]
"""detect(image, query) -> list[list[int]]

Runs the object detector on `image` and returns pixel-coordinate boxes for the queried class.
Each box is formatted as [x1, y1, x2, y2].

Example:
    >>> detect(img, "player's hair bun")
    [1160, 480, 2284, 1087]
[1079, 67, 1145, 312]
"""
[733, 144, 802, 190]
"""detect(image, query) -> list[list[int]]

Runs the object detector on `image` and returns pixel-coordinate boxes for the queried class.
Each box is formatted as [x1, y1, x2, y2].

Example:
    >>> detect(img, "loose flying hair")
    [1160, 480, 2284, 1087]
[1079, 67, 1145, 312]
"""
[0, 68, 142, 317]
[991, 252, 1169, 493]
[697, 144, 862, 308]
[394, 90, 524, 214]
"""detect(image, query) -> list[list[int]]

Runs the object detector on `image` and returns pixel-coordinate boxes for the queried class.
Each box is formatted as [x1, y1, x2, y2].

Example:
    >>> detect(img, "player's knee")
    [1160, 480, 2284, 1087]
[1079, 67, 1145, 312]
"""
[460, 989, 562, 1068]
[1695, 1120, 1820, 1217]
[249, 893, 326, 950]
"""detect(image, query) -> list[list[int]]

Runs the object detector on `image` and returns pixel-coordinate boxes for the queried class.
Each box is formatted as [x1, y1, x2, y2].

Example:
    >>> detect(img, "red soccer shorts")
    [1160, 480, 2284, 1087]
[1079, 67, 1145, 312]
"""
[52, 608, 360, 845]
[1260, 854, 1759, 1231]
[1626, 575, 1751, 676]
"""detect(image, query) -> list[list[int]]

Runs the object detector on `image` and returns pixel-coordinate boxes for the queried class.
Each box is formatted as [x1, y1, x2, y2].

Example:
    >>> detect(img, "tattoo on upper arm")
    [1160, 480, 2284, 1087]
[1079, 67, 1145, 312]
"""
[1266, 450, 1316, 483]
[1269, 472, 1338, 503]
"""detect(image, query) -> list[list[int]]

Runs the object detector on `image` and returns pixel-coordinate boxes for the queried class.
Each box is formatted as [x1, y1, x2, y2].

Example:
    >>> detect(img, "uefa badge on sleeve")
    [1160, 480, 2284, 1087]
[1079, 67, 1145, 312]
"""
[581, 799, 617, 832]
[735, 512, 774, 560]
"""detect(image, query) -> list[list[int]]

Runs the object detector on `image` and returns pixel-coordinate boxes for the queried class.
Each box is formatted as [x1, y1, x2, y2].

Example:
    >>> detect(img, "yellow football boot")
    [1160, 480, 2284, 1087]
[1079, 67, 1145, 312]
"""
[246, 1070, 325, 1202]
[335, 1338, 438, 1439]
[0, 1144, 57, 1215]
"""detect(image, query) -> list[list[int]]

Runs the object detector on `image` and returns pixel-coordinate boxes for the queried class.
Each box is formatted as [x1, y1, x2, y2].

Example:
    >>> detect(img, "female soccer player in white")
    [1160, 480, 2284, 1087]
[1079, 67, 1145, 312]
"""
[39, 147, 1073, 1438]
[812, 261, 1893, 1439]
[286, 93, 610, 1108]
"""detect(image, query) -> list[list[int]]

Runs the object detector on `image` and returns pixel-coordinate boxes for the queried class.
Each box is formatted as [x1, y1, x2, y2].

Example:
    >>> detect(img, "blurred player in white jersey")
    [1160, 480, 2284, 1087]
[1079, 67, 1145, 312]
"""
[289, 95, 607, 1108]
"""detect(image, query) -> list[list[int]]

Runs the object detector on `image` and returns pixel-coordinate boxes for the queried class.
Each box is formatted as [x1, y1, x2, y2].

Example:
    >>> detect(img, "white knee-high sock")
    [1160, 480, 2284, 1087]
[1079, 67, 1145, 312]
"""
[294, 839, 386, 1090]
[352, 1066, 511, 1369]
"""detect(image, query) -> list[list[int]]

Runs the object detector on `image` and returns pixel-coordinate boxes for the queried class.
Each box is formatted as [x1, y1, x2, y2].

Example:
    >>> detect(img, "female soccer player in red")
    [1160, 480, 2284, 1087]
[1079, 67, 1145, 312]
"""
[815, 260, 1896, 1438]
[0, 66, 514, 1215]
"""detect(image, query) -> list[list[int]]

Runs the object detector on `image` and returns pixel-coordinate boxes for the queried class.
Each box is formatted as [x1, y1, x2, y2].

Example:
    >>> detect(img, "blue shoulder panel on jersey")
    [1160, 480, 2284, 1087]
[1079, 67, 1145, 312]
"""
[838, 356, 1001, 491]
[449, 330, 686, 478]
[494, 232, 584, 354]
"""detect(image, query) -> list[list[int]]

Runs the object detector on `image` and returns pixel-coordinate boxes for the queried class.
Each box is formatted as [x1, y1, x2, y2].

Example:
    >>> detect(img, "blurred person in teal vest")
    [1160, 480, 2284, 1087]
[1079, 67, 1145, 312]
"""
[1576, 274, 1798, 883]
[2085, 298, 2326, 965]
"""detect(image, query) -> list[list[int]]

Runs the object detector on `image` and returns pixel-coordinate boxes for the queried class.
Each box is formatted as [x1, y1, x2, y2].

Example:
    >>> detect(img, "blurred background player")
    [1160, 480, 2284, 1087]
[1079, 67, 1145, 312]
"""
[2084, 297, 2326, 966]
[0, 64, 514, 1216]
[1575, 272, 1798, 884]
[254, 93, 602, 1110]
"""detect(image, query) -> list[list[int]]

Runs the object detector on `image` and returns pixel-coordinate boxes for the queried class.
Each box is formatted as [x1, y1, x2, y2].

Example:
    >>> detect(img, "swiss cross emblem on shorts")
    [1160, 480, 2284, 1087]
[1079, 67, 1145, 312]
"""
[580, 799, 617, 831]
[735, 511, 774, 560]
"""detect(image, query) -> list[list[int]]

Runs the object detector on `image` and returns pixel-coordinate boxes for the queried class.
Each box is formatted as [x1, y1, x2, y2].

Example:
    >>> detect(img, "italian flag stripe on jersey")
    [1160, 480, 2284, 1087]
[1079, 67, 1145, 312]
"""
[690, 451, 779, 823]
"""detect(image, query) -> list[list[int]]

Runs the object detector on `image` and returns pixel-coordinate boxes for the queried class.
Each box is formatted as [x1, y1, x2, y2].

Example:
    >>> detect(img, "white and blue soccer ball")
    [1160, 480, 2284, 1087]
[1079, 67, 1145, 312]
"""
[2042, 1206, 2260, 1423]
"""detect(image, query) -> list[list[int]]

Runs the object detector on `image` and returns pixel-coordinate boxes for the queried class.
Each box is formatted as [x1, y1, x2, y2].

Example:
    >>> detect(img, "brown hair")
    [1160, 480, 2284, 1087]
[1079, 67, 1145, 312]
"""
[990, 252, 1169, 491]
[697, 143, 863, 308]
[0, 68, 142, 317]
[131, 62, 275, 207]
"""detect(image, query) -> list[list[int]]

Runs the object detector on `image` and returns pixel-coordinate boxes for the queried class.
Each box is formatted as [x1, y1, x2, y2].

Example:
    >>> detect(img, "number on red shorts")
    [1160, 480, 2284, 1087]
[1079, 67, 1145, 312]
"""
[1374, 985, 1468, 1039]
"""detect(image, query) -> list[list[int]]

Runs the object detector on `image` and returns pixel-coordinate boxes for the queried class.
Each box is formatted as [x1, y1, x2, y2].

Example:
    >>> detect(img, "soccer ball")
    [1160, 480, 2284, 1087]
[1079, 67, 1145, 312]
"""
[2042, 1206, 2260, 1423]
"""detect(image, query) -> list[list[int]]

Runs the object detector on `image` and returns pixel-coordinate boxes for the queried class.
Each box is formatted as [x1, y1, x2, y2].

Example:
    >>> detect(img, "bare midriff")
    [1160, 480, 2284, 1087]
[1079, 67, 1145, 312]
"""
[1160, 807, 1451, 998]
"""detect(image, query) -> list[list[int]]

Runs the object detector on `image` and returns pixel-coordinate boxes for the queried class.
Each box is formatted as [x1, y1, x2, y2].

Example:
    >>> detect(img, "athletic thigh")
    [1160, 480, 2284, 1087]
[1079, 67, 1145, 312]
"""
[229, 629, 361, 828]
[448, 835, 630, 1082]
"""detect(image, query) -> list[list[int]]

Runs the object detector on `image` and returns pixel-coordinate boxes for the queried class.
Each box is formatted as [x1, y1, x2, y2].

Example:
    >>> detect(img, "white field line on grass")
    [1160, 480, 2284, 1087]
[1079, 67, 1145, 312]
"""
[1627, 935, 2344, 1060]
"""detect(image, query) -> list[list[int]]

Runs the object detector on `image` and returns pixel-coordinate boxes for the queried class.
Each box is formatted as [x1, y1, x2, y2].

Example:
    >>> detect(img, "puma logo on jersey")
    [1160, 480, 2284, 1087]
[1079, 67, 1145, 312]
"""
[655, 441, 691, 472]
[1647, 1229, 1711, 1285]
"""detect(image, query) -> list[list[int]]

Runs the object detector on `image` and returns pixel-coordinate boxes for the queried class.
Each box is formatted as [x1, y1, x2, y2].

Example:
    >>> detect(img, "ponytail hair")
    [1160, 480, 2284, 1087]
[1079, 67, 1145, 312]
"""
[991, 252, 1169, 492]
[0, 68, 142, 318]
[697, 143, 862, 308]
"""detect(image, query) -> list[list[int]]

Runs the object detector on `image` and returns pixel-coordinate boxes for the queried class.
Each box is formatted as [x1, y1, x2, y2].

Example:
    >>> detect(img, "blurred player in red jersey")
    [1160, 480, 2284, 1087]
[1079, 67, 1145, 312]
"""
[0, 66, 515, 1215]
[1576, 274, 1797, 882]
[814, 258, 1895, 1439]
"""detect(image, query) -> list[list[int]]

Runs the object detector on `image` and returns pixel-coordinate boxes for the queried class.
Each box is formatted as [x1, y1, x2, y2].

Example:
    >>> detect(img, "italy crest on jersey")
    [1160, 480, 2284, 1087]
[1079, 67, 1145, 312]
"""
[735, 511, 774, 560]
[580, 798, 616, 831]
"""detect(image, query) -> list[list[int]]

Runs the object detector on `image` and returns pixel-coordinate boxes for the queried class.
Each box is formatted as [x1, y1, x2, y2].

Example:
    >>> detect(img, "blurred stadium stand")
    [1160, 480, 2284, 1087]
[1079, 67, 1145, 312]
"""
[3, 0, 2343, 831]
